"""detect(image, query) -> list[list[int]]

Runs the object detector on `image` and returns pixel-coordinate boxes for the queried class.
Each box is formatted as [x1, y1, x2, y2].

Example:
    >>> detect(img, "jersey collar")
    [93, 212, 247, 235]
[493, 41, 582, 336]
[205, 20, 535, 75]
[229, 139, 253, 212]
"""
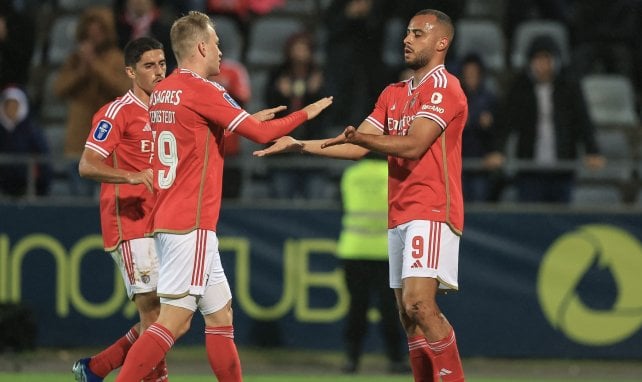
[408, 64, 446, 93]
[127, 90, 149, 110]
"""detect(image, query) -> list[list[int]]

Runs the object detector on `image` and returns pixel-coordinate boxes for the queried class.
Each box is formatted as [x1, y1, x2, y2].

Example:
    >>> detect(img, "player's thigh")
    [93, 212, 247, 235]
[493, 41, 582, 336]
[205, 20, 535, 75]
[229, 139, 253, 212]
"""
[155, 229, 224, 299]
[110, 237, 158, 300]
[398, 220, 460, 291]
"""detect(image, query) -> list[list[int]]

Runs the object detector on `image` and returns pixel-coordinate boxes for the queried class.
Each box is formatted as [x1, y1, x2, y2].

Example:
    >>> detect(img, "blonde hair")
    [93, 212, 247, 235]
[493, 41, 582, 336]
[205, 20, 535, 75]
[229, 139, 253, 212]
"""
[170, 11, 215, 63]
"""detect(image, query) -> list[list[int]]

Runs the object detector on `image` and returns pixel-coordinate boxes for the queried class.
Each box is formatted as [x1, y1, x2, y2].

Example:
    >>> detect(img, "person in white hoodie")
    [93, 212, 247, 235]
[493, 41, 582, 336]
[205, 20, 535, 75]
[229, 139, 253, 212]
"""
[0, 86, 51, 197]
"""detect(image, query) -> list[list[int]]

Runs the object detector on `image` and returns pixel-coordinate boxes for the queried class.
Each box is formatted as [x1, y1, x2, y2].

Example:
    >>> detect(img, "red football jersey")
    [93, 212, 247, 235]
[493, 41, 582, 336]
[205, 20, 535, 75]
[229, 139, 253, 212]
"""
[148, 68, 250, 234]
[86, 90, 155, 251]
[365, 65, 468, 233]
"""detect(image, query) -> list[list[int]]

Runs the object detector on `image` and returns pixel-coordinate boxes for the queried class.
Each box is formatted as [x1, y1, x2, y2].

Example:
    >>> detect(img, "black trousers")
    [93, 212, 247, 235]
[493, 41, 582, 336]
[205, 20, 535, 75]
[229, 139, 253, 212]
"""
[342, 259, 402, 364]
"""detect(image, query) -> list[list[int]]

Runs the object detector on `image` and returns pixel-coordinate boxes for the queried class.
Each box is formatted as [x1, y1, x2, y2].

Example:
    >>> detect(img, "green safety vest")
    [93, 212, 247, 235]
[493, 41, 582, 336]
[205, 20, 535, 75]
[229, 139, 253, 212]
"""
[336, 159, 388, 260]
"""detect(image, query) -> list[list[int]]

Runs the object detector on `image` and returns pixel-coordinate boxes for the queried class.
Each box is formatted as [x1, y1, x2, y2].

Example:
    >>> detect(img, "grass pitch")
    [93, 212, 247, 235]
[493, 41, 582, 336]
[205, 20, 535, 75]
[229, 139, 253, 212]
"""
[0, 374, 638, 382]
[1, 346, 641, 382]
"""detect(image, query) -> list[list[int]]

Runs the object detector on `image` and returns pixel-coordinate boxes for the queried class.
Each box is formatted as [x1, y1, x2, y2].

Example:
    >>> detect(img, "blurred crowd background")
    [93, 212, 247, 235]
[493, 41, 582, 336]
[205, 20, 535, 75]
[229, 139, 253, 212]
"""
[1, 0, 641, 206]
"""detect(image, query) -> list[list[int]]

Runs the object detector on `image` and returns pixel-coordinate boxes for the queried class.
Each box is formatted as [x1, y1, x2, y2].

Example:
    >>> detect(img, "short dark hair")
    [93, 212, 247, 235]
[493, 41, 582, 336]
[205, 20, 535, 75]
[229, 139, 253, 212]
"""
[415, 9, 454, 40]
[124, 37, 164, 67]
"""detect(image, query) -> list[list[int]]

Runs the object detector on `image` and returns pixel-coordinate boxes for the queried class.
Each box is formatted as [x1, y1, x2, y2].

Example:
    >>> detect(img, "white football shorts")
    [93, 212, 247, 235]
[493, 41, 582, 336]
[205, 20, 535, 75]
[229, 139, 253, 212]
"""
[154, 229, 231, 313]
[388, 220, 460, 291]
[110, 237, 159, 300]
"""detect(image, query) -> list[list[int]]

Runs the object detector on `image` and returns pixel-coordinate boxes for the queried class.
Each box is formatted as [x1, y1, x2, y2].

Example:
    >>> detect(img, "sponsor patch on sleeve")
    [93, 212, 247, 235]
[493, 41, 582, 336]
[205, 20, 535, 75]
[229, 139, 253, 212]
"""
[223, 92, 241, 109]
[93, 120, 112, 141]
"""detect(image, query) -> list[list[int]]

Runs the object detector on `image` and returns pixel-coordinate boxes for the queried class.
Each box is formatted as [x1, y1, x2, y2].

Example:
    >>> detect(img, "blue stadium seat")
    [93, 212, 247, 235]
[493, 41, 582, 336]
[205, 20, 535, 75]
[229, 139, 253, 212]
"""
[455, 18, 506, 72]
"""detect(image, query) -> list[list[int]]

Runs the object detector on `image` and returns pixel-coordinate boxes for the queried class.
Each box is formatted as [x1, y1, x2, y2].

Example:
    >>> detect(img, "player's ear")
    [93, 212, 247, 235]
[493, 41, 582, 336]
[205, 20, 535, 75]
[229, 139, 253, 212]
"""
[437, 37, 449, 51]
[125, 66, 136, 80]
[197, 40, 207, 57]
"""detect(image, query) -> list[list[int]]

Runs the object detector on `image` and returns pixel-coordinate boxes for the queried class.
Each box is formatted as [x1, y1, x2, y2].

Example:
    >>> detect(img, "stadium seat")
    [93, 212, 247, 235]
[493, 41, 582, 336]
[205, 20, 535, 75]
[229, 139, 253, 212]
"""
[47, 14, 78, 66]
[580, 74, 640, 130]
[464, 0, 507, 22]
[212, 16, 244, 63]
[581, 74, 641, 163]
[57, 0, 111, 12]
[454, 19, 506, 72]
[40, 70, 68, 123]
[382, 17, 406, 69]
[510, 20, 570, 69]
[247, 68, 270, 113]
[42, 124, 71, 197]
[278, 0, 316, 15]
[594, 129, 631, 160]
[246, 16, 305, 68]
[571, 184, 623, 206]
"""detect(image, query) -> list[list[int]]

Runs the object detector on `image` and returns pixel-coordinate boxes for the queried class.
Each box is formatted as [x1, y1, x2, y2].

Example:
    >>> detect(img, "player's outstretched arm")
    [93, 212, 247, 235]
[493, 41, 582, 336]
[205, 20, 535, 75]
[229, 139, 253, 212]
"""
[301, 96, 333, 120]
[252, 105, 287, 121]
[253, 136, 303, 156]
[254, 122, 379, 160]
[234, 97, 333, 144]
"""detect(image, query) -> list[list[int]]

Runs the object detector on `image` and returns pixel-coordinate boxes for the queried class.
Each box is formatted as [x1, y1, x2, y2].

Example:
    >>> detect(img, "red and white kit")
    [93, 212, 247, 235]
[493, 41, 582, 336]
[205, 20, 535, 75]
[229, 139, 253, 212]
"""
[86, 90, 157, 298]
[365, 64, 468, 290]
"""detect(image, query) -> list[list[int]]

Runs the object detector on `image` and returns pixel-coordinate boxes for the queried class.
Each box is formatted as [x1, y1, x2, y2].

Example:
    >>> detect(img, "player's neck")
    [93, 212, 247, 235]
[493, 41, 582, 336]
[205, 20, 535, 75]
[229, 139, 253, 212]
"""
[131, 87, 151, 105]
[413, 60, 445, 83]
[178, 59, 209, 79]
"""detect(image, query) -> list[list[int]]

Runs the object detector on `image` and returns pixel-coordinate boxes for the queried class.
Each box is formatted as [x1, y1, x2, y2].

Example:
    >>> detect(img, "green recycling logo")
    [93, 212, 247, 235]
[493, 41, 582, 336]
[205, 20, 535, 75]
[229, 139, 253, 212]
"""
[537, 224, 642, 345]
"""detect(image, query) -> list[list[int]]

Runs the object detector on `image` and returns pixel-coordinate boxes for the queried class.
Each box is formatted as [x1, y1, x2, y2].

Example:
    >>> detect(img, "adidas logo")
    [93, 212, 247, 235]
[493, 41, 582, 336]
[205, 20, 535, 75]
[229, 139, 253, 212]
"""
[143, 124, 152, 131]
[391, 103, 396, 111]
[411, 259, 422, 268]
[439, 368, 452, 376]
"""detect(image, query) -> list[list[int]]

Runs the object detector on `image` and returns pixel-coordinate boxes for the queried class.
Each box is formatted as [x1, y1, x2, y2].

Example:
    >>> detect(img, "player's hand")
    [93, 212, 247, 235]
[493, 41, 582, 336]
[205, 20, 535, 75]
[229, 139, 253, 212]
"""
[253, 136, 302, 157]
[321, 126, 358, 148]
[253, 105, 287, 122]
[302, 96, 333, 120]
[483, 151, 504, 170]
[127, 168, 154, 193]
[584, 154, 606, 171]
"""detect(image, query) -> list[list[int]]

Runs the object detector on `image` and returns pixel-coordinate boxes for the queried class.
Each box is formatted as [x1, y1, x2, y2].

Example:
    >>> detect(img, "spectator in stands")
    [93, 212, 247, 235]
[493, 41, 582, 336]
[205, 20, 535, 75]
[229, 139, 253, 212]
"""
[210, 55, 252, 199]
[322, 0, 394, 127]
[488, 35, 605, 203]
[457, 53, 503, 202]
[265, 31, 329, 199]
[0, 2, 35, 88]
[0, 86, 51, 197]
[114, 0, 175, 70]
[53, 6, 130, 196]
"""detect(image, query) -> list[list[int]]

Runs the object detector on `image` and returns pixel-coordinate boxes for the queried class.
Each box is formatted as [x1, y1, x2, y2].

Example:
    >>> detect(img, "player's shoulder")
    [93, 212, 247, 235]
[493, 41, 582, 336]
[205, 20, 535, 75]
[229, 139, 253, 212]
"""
[387, 79, 410, 90]
[421, 66, 464, 96]
[94, 91, 137, 121]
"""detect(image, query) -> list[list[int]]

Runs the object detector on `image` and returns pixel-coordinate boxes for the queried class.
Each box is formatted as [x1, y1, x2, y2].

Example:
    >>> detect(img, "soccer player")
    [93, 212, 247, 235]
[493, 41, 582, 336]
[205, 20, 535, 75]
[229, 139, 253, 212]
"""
[72, 37, 168, 382]
[114, 11, 332, 381]
[255, 9, 467, 382]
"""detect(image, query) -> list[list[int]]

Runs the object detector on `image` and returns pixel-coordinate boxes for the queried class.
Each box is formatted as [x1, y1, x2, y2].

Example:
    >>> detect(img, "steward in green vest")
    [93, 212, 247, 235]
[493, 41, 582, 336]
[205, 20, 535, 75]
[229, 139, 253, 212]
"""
[336, 157, 405, 374]
[337, 158, 388, 261]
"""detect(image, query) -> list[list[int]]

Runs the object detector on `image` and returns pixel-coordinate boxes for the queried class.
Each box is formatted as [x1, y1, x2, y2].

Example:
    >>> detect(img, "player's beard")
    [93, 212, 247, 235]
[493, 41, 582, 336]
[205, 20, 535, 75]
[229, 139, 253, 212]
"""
[406, 51, 429, 71]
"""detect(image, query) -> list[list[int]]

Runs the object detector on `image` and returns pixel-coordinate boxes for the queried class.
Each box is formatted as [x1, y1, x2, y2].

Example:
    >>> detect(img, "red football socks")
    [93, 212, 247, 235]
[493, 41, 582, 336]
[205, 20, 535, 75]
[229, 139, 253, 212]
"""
[115, 323, 175, 382]
[408, 336, 438, 382]
[142, 357, 169, 381]
[205, 326, 242, 382]
[89, 325, 139, 377]
[427, 329, 465, 382]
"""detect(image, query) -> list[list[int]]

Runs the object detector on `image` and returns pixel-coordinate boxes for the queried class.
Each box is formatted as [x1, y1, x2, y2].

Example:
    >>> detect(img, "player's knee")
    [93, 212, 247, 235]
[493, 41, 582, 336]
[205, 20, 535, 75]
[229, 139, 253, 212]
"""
[397, 309, 415, 334]
[402, 296, 439, 324]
